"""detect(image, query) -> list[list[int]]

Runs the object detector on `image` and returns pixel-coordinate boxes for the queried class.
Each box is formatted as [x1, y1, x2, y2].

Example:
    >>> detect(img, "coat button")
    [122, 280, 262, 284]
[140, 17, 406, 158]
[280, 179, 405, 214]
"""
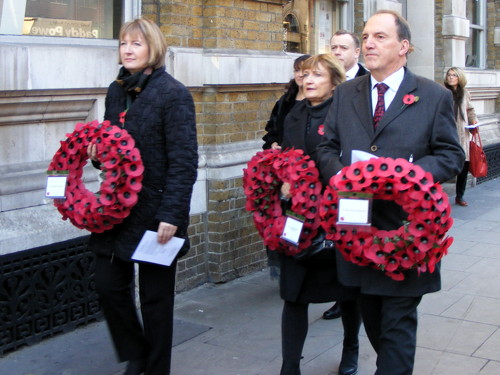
[370, 145, 378, 152]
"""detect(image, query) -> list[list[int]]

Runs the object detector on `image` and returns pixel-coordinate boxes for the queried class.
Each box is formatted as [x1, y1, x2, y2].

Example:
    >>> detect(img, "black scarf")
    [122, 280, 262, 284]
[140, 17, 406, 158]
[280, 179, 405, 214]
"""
[116, 67, 153, 109]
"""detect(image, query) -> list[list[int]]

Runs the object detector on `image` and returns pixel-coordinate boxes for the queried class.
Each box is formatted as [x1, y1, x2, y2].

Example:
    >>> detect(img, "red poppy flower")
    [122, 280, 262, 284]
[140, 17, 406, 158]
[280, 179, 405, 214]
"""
[318, 124, 325, 135]
[403, 94, 419, 105]
[123, 161, 145, 177]
[361, 158, 382, 179]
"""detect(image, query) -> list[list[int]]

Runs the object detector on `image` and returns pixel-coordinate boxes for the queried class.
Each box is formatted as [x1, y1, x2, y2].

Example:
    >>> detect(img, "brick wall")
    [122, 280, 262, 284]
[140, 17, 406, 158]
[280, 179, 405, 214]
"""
[142, 0, 284, 51]
[206, 177, 265, 283]
[176, 213, 208, 292]
[174, 83, 286, 291]
[195, 84, 284, 145]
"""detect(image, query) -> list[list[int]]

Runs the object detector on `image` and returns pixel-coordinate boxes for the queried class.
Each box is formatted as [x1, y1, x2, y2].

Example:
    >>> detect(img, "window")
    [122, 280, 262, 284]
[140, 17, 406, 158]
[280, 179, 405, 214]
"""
[1, 0, 124, 39]
[283, 13, 301, 53]
[465, 0, 486, 68]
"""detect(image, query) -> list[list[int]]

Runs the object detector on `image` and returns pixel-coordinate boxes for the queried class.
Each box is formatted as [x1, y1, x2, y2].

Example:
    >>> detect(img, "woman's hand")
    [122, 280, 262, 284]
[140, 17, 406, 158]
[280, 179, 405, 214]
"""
[157, 221, 178, 244]
[271, 142, 282, 150]
[281, 182, 292, 199]
[87, 142, 98, 162]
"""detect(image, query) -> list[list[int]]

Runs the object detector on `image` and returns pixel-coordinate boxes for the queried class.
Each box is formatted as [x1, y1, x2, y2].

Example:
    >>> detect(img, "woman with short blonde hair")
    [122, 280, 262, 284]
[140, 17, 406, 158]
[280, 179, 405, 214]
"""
[88, 17, 198, 375]
[444, 66, 478, 207]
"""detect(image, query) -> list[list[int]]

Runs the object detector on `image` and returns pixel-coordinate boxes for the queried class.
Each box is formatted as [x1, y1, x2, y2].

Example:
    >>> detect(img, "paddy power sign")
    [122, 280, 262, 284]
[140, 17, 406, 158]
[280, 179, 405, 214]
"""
[23, 18, 98, 38]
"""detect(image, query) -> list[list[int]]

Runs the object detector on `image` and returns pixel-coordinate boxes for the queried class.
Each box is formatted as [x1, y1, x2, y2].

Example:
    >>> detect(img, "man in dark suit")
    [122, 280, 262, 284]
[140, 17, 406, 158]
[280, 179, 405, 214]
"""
[323, 28, 369, 321]
[330, 29, 368, 81]
[322, 27, 370, 375]
[317, 10, 464, 375]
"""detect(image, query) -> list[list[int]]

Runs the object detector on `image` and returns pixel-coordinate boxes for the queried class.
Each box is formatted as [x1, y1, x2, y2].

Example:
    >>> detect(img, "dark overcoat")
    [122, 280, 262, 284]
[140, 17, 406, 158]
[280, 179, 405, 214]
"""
[316, 68, 465, 297]
[88, 68, 198, 261]
[262, 94, 298, 149]
[279, 97, 354, 303]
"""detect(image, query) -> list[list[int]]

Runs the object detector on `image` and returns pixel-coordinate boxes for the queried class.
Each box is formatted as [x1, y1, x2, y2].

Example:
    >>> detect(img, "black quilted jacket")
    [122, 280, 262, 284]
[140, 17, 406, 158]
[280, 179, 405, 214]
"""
[88, 68, 198, 261]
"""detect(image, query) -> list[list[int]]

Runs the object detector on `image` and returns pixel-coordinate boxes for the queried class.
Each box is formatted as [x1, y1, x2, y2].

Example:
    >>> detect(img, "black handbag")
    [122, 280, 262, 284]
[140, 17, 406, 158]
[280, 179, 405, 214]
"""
[293, 228, 335, 261]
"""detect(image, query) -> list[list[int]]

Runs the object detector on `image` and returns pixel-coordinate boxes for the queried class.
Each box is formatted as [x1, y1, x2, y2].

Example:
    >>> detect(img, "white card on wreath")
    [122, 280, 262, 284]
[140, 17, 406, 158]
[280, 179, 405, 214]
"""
[281, 216, 304, 246]
[45, 175, 68, 198]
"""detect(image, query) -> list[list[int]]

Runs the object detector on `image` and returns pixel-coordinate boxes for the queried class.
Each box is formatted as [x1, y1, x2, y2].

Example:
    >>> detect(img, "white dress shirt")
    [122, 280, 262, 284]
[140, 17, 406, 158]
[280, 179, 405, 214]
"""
[345, 64, 360, 81]
[370, 67, 405, 115]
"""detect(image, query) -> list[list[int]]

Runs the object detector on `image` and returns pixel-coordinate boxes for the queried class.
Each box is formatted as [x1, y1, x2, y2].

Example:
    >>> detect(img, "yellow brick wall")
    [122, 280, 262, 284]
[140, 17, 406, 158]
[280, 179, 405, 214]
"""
[142, 0, 284, 51]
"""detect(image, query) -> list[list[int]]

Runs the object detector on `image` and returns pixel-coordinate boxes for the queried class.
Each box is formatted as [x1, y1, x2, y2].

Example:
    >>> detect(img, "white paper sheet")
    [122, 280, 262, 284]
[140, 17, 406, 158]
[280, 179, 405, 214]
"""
[131, 230, 185, 266]
[351, 150, 378, 163]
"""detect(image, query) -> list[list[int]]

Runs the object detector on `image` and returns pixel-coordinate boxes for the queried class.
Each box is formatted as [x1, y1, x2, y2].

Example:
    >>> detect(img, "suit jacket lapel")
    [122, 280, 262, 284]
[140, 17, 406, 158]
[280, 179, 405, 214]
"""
[375, 69, 418, 135]
[352, 76, 375, 137]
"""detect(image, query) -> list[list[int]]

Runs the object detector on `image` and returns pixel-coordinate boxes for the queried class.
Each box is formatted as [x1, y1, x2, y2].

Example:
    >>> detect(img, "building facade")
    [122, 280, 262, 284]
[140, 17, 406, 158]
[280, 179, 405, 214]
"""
[0, 0, 499, 352]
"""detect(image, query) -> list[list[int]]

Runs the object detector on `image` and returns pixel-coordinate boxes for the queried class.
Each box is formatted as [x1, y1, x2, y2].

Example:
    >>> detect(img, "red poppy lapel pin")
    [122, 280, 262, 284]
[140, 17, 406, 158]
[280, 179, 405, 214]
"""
[401, 94, 420, 110]
[318, 124, 325, 136]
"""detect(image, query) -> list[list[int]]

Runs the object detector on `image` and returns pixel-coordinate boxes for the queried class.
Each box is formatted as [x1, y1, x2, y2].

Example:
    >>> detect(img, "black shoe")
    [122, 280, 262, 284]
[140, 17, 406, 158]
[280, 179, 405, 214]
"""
[322, 303, 341, 320]
[124, 358, 146, 375]
[338, 343, 359, 375]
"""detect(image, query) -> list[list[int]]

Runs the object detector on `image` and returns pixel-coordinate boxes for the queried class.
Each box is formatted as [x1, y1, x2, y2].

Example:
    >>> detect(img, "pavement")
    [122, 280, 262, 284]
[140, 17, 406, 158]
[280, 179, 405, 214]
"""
[1, 178, 500, 375]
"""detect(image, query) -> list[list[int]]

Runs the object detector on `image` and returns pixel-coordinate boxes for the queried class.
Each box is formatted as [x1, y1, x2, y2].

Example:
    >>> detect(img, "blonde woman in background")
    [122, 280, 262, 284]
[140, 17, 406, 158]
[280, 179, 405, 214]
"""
[444, 67, 478, 207]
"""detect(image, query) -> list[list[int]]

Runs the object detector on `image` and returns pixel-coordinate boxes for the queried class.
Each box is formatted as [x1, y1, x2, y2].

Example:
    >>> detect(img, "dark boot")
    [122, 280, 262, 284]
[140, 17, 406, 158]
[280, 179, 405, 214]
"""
[123, 358, 146, 375]
[280, 361, 301, 375]
[322, 302, 341, 320]
[338, 300, 361, 375]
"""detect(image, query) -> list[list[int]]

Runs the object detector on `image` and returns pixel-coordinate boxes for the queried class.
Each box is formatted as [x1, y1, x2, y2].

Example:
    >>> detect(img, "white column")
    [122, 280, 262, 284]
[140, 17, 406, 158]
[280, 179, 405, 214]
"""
[407, 0, 436, 79]
[441, 0, 469, 68]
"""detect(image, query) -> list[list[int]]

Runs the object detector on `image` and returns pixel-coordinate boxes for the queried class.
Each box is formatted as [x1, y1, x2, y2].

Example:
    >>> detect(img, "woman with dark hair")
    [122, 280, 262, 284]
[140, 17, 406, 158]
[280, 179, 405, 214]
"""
[263, 54, 311, 279]
[87, 18, 198, 375]
[278, 54, 359, 375]
[444, 67, 478, 207]
[262, 54, 311, 151]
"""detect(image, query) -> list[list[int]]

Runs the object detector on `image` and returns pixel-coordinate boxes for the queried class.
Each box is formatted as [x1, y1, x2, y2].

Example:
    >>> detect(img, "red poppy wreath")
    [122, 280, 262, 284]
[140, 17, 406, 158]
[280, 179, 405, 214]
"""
[47, 120, 144, 233]
[320, 157, 453, 281]
[243, 148, 322, 256]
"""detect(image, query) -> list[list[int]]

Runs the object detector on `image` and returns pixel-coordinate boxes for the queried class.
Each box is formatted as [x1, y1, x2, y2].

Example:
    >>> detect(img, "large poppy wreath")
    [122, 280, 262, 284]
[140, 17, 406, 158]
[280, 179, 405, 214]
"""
[320, 157, 453, 281]
[243, 148, 322, 256]
[47, 120, 144, 233]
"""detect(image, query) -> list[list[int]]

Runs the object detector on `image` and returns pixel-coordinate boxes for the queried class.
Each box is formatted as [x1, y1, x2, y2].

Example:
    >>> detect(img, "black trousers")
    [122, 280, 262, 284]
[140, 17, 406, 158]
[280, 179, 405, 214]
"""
[95, 255, 177, 375]
[456, 161, 470, 199]
[358, 294, 422, 375]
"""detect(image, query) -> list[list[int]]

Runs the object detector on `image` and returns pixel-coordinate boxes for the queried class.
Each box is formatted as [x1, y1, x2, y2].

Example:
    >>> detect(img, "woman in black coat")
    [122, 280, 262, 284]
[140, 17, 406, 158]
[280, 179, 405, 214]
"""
[263, 54, 310, 279]
[87, 18, 198, 375]
[278, 54, 359, 375]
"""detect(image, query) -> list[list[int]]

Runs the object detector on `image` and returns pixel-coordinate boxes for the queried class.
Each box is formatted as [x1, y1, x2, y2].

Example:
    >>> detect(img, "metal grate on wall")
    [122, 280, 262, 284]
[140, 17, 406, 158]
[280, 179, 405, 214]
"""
[0, 236, 101, 354]
[478, 143, 500, 183]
